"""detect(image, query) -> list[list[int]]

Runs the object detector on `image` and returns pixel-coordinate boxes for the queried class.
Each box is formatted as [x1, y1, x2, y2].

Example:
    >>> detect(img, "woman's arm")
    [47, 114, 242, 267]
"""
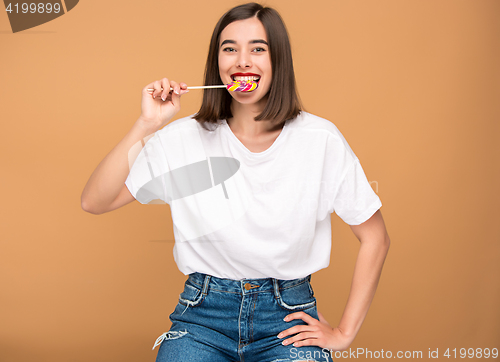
[81, 78, 187, 215]
[277, 209, 390, 351]
[80, 119, 156, 215]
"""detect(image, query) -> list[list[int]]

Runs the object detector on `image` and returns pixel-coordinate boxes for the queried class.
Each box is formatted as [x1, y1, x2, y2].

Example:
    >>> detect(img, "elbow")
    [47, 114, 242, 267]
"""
[81, 201, 97, 215]
[81, 197, 102, 215]
[383, 233, 391, 252]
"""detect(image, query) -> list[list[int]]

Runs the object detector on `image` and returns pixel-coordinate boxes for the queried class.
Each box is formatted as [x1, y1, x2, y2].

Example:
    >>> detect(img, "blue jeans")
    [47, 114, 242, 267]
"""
[153, 272, 333, 362]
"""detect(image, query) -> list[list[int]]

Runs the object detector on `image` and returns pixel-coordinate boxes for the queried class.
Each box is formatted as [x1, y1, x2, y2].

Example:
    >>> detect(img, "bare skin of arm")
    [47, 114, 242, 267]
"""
[277, 209, 390, 351]
[81, 121, 155, 214]
[81, 78, 188, 215]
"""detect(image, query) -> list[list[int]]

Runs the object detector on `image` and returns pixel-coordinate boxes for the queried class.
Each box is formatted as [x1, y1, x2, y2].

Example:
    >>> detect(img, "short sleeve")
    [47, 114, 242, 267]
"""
[332, 158, 382, 225]
[125, 132, 170, 205]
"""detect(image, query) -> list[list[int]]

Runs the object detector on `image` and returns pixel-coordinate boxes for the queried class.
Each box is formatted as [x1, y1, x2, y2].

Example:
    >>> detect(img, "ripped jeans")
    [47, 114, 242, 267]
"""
[153, 272, 333, 362]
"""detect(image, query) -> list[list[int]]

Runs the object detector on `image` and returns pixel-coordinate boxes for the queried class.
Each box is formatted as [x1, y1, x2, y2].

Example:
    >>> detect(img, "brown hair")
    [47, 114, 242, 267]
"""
[193, 2, 301, 129]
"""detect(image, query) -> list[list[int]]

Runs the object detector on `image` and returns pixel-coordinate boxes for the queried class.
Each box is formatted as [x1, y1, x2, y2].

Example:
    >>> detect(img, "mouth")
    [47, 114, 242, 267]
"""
[231, 73, 261, 84]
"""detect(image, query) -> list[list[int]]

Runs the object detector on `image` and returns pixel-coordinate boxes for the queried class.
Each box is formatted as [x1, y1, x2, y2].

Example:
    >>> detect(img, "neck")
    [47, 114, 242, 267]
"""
[228, 99, 282, 137]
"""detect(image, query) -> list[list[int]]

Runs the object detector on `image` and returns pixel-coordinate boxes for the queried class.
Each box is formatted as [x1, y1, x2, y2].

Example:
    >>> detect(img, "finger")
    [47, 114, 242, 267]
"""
[169, 80, 180, 96]
[282, 331, 319, 346]
[278, 324, 315, 339]
[169, 83, 182, 110]
[284, 311, 318, 325]
[143, 81, 156, 95]
[160, 78, 172, 101]
[153, 80, 164, 99]
[179, 82, 189, 95]
[289, 335, 318, 347]
[143, 81, 160, 98]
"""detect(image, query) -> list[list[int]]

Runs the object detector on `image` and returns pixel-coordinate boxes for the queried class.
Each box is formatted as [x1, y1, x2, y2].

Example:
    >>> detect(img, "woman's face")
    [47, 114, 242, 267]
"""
[218, 17, 272, 107]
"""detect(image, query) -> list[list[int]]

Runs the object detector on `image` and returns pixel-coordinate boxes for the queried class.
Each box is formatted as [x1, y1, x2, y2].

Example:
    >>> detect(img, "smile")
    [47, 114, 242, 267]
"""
[231, 73, 261, 83]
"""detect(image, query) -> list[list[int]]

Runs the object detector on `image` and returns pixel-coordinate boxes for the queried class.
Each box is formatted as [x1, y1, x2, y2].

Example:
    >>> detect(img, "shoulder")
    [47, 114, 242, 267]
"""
[157, 114, 198, 134]
[289, 111, 358, 160]
[289, 111, 351, 143]
[289, 111, 342, 135]
[141, 115, 200, 150]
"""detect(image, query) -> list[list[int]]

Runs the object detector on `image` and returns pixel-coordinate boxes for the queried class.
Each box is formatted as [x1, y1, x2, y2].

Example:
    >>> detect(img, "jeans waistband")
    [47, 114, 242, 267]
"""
[187, 272, 312, 295]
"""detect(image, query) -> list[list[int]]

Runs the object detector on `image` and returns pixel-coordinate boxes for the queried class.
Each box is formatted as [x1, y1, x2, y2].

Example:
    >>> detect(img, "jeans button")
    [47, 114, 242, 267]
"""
[244, 283, 259, 290]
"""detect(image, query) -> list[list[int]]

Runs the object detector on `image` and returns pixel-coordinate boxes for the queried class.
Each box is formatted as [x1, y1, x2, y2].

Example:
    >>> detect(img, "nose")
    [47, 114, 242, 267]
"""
[236, 52, 252, 68]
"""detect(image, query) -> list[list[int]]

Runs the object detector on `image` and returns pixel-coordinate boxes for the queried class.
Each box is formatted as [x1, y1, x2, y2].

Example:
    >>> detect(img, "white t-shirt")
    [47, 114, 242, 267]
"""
[125, 112, 382, 280]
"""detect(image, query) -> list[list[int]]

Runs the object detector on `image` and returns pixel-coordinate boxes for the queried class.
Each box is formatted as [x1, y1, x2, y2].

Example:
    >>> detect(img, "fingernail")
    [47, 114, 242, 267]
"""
[283, 317, 288, 321]
[162, 96, 166, 101]
[277, 333, 283, 338]
[282, 340, 288, 345]
[174, 89, 179, 95]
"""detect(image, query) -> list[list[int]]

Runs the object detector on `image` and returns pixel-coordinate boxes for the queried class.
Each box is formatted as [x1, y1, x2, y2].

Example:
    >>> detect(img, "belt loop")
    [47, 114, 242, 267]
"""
[202, 274, 211, 295]
[272, 278, 280, 299]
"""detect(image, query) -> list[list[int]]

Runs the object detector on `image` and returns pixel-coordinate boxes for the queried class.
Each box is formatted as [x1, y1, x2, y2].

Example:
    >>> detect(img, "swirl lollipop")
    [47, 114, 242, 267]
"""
[226, 81, 258, 92]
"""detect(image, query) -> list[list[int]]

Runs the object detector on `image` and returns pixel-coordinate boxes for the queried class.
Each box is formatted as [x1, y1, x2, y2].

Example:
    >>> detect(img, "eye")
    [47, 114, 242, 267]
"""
[253, 47, 266, 53]
[222, 47, 236, 52]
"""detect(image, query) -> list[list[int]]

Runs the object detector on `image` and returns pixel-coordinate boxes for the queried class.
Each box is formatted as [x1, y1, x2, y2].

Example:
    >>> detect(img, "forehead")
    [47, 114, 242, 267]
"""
[219, 17, 267, 45]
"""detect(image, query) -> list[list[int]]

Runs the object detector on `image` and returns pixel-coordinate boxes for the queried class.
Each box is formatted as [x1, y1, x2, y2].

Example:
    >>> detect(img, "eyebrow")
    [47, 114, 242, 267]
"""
[220, 39, 269, 47]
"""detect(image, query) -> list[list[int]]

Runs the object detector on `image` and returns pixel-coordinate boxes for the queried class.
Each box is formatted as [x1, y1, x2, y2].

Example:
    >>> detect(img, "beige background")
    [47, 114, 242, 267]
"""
[1, 0, 499, 361]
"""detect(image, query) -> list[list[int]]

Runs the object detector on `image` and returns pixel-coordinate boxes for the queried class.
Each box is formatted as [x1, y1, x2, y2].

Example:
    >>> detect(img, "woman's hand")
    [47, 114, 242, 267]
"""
[277, 311, 355, 352]
[139, 78, 189, 132]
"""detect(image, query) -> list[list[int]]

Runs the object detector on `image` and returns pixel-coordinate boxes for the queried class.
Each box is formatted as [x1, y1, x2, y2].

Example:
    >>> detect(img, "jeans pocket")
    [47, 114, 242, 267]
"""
[178, 281, 206, 308]
[276, 280, 317, 312]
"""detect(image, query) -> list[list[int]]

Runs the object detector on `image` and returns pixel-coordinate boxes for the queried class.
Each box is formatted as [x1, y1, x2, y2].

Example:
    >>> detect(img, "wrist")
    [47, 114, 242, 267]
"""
[336, 325, 358, 343]
[135, 116, 159, 136]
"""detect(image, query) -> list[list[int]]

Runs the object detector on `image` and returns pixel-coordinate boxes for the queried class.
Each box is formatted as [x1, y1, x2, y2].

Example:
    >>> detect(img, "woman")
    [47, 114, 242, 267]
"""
[81, 3, 390, 362]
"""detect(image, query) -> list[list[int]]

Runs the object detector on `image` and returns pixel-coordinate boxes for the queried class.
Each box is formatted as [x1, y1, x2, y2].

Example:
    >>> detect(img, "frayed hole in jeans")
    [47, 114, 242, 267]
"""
[152, 330, 188, 350]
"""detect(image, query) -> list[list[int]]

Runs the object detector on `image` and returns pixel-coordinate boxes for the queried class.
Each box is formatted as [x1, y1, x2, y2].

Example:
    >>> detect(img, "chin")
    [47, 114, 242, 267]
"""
[233, 91, 269, 105]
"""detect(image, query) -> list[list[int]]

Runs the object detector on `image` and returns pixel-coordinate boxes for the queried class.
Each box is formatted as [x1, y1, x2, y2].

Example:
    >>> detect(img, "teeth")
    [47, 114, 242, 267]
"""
[232, 76, 260, 82]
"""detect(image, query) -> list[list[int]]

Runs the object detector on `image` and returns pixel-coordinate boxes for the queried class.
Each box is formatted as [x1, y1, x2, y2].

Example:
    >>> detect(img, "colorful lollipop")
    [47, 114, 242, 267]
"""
[226, 81, 258, 92]
[147, 81, 258, 94]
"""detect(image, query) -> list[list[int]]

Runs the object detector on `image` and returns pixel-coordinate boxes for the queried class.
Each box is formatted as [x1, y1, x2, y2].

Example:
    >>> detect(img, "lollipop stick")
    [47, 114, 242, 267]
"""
[147, 85, 226, 93]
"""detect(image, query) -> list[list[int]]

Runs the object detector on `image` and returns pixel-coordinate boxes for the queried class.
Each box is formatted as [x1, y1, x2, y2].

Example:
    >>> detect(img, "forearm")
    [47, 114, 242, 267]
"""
[338, 234, 390, 339]
[81, 118, 155, 213]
